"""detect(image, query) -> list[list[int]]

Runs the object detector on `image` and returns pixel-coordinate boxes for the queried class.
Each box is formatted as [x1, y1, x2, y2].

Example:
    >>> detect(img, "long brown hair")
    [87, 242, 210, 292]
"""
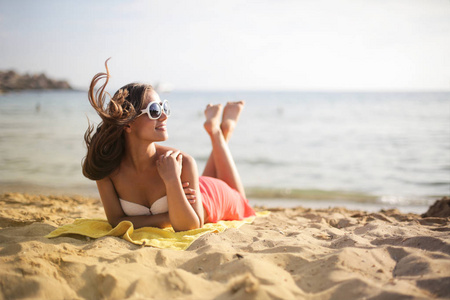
[82, 59, 153, 180]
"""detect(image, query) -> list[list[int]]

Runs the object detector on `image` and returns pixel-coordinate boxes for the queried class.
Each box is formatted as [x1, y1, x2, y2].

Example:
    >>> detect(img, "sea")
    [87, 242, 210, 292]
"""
[1, 90, 449, 214]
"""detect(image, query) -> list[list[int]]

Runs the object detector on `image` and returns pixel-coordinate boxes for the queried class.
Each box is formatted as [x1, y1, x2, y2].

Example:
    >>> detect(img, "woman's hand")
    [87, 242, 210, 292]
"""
[182, 181, 197, 204]
[156, 150, 183, 183]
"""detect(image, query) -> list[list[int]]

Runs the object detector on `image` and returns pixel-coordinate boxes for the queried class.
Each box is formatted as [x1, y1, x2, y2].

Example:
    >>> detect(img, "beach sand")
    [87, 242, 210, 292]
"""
[0, 193, 449, 300]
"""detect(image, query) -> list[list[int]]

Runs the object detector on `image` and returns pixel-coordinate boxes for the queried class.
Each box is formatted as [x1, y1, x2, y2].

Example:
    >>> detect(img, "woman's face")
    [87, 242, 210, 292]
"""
[128, 89, 169, 142]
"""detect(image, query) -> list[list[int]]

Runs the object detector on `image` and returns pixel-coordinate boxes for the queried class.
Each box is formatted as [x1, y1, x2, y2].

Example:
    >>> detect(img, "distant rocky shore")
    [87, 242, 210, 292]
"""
[0, 70, 72, 93]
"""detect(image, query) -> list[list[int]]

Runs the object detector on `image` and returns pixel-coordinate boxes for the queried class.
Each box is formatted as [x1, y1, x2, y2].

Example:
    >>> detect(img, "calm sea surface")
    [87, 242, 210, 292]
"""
[1, 90, 449, 212]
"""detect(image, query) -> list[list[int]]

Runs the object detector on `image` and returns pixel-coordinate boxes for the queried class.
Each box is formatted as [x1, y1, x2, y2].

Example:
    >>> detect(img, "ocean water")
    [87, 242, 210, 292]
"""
[1, 90, 449, 213]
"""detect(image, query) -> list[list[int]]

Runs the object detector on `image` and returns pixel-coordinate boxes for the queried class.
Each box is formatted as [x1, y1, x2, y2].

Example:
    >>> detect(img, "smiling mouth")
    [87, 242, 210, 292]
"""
[156, 125, 167, 131]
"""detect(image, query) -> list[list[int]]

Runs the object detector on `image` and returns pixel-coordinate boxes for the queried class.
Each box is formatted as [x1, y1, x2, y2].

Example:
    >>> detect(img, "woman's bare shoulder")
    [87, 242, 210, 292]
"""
[155, 144, 193, 158]
[96, 176, 117, 199]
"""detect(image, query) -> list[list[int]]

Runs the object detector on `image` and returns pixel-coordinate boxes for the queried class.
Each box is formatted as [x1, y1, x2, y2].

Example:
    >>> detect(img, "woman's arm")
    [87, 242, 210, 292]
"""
[180, 153, 204, 227]
[157, 151, 203, 231]
[96, 177, 172, 228]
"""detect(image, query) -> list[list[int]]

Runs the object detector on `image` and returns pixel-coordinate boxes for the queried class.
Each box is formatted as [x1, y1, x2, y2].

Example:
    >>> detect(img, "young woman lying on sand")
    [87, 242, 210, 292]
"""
[82, 60, 255, 232]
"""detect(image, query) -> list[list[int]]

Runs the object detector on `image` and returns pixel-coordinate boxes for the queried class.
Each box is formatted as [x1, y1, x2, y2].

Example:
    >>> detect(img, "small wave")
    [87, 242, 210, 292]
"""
[379, 195, 438, 206]
[195, 156, 285, 166]
[246, 187, 377, 203]
[397, 178, 450, 187]
[240, 158, 285, 166]
[421, 181, 450, 187]
[387, 175, 450, 187]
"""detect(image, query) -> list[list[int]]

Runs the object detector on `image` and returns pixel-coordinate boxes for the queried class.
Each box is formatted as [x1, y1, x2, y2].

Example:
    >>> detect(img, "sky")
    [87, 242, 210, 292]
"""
[0, 0, 449, 91]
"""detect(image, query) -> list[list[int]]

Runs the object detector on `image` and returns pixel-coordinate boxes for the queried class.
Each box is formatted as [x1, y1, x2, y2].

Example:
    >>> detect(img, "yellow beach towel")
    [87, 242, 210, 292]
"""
[46, 212, 269, 251]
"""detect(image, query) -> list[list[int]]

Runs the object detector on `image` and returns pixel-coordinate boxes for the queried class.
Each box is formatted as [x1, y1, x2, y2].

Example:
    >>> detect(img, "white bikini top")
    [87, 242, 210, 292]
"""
[119, 196, 168, 216]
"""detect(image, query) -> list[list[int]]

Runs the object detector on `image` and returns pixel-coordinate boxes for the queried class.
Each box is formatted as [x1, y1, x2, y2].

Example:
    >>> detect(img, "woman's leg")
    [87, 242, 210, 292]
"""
[202, 101, 244, 177]
[202, 102, 246, 197]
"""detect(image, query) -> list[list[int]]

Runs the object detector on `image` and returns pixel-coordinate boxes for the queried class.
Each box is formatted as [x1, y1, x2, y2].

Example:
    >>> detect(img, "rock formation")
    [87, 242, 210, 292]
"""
[0, 70, 72, 93]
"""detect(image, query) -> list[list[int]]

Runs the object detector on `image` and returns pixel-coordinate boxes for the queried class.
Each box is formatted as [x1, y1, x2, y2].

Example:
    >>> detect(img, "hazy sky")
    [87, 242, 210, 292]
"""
[1, 0, 449, 91]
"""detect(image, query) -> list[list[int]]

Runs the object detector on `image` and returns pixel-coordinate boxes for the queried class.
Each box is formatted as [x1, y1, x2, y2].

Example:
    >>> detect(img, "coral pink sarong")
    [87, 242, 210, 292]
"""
[199, 176, 255, 223]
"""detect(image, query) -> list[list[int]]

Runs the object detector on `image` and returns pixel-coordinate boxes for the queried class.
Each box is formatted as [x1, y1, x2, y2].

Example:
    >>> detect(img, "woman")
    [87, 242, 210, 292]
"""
[83, 60, 255, 232]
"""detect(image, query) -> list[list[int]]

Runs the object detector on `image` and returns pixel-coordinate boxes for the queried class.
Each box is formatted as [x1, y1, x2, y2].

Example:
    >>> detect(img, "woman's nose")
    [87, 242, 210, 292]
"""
[158, 111, 168, 121]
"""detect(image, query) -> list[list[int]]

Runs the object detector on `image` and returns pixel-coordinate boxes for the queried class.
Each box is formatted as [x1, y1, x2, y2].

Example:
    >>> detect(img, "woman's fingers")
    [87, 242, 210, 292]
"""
[165, 150, 173, 158]
[182, 182, 196, 203]
[186, 192, 196, 204]
[158, 150, 181, 163]
[158, 150, 171, 161]
[186, 194, 196, 199]
[172, 151, 183, 165]
[160, 150, 182, 161]
[167, 150, 179, 158]
[184, 187, 196, 195]
[184, 187, 196, 197]
[156, 150, 183, 181]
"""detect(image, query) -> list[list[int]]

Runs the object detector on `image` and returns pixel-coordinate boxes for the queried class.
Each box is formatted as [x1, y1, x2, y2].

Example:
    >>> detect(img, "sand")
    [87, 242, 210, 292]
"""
[0, 193, 449, 300]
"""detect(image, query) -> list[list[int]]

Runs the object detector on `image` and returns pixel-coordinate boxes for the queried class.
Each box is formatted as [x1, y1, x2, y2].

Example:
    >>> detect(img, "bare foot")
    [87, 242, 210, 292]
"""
[221, 101, 245, 141]
[204, 104, 223, 135]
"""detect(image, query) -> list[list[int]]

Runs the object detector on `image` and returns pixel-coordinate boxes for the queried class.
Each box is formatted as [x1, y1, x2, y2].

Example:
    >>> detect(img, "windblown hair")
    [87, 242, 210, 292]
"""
[82, 59, 153, 180]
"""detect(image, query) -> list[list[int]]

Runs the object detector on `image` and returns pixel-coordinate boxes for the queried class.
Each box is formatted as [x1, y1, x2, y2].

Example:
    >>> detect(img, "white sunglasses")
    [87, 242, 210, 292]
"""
[137, 100, 171, 120]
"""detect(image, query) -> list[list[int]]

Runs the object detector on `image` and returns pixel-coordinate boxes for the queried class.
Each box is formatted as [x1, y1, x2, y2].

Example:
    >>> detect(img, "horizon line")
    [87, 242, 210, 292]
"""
[70, 85, 450, 94]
